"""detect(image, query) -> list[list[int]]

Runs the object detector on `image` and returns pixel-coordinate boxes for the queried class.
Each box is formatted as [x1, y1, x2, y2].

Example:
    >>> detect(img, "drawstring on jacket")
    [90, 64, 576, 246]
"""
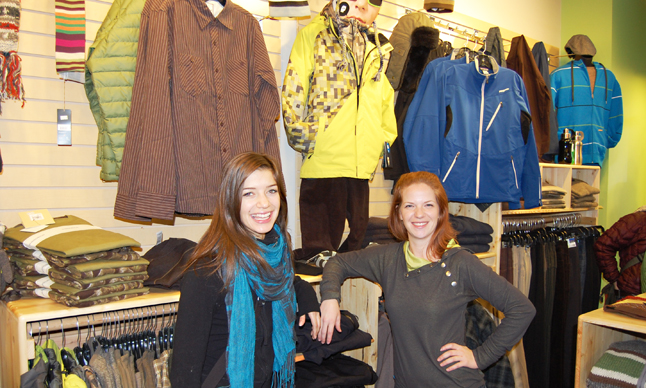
[372, 20, 383, 81]
[328, 0, 385, 80]
[571, 60, 608, 104]
[331, 0, 349, 72]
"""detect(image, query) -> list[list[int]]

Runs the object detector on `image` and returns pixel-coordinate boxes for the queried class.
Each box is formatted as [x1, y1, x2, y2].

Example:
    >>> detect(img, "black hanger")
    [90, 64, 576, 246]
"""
[476, 53, 493, 70]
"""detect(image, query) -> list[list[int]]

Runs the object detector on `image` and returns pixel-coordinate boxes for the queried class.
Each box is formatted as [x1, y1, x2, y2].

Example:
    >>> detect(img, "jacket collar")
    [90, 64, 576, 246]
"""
[189, 0, 235, 31]
[469, 55, 499, 84]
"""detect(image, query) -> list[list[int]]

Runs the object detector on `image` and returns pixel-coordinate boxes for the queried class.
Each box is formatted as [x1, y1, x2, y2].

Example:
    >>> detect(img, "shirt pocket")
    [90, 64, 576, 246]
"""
[227, 54, 250, 96]
[177, 54, 207, 97]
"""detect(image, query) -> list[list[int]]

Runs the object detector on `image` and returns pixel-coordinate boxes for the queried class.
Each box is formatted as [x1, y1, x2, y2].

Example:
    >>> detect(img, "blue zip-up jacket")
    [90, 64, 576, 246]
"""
[404, 59, 542, 210]
[550, 59, 623, 165]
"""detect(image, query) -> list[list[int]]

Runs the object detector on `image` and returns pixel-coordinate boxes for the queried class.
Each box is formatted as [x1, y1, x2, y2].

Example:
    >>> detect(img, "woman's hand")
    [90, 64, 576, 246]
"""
[298, 311, 321, 340]
[318, 299, 342, 344]
[437, 343, 478, 371]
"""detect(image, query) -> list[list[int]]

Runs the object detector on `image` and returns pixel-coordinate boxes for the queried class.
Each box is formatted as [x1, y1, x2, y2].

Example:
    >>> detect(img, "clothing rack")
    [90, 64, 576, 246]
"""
[404, 8, 503, 47]
[401, 7, 559, 62]
[502, 213, 583, 233]
[27, 302, 178, 345]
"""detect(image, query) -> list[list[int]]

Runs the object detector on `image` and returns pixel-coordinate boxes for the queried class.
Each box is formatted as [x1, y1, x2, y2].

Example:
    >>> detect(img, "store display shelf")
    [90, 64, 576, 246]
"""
[575, 298, 646, 387]
[539, 163, 599, 170]
[502, 206, 602, 216]
[475, 251, 496, 260]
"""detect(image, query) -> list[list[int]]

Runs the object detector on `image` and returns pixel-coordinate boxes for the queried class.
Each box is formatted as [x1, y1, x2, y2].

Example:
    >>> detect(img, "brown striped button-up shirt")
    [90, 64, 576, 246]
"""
[115, 0, 281, 222]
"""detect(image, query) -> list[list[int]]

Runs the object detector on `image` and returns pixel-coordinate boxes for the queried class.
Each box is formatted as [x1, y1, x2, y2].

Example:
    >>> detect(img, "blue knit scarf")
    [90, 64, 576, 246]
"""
[225, 225, 296, 387]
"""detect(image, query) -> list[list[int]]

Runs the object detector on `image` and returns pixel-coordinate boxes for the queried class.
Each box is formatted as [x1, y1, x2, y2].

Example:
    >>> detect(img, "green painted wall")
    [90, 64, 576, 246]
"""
[561, 0, 646, 228]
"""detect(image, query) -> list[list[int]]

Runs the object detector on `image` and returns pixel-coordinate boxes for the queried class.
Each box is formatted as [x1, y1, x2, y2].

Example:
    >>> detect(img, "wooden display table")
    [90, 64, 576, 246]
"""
[0, 277, 380, 387]
[575, 297, 646, 387]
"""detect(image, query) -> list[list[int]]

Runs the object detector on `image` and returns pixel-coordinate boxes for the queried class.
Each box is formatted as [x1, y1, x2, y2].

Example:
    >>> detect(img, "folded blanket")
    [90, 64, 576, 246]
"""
[450, 215, 494, 236]
[541, 204, 567, 209]
[52, 259, 149, 280]
[43, 247, 141, 267]
[5, 215, 140, 257]
[541, 193, 566, 199]
[10, 257, 43, 276]
[541, 184, 567, 195]
[49, 288, 149, 308]
[460, 244, 491, 254]
[571, 179, 600, 198]
[586, 340, 646, 388]
[540, 199, 566, 206]
[50, 281, 145, 301]
[571, 201, 598, 209]
[456, 234, 493, 245]
[12, 274, 52, 289]
[48, 269, 149, 290]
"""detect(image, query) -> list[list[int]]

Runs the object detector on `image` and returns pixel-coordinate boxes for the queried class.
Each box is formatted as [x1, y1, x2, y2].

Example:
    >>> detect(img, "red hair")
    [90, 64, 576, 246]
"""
[388, 171, 456, 260]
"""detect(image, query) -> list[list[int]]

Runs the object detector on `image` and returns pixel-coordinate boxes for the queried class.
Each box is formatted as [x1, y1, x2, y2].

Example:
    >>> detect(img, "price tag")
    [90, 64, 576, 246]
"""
[57, 109, 72, 146]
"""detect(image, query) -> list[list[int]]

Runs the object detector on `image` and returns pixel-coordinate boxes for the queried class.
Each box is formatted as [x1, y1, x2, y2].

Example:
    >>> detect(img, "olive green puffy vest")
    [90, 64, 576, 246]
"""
[85, 0, 144, 181]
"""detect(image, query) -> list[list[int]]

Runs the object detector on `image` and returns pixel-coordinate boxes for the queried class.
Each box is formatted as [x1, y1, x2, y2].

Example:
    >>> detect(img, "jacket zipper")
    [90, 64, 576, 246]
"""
[476, 78, 486, 198]
[355, 46, 379, 178]
[485, 102, 503, 132]
[511, 156, 519, 189]
[443, 152, 460, 182]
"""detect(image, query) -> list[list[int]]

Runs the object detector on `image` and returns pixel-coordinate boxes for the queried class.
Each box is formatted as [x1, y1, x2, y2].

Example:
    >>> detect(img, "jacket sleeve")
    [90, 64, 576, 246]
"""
[170, 269, 222, 388]
[549, 70, 559, 111]
[460, 253, 536, 369]
[606, 74, 623, 149]
[114, 7, 177, 220]
[516, 75, 542, 210]
[320, 245, 391, 302]
[281, 29, 317, 154]
[381, 71, 398, 146]
[251, 21, 281, 160]
[403, 63, 445, 176]
[593, 214, 633, 284]
[294, 275, 320, 315]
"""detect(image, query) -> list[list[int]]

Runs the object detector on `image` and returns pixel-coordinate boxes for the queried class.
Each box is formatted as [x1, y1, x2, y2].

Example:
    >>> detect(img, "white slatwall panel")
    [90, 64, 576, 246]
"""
[0, 0, 559, 254]
[0, 0, 280, 254]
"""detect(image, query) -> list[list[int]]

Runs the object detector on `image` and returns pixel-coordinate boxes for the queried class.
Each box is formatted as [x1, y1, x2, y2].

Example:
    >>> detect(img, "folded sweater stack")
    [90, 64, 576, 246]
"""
[3, 215, 149, 307]
[541, 184, 567, 209]
[361, 217, 398, 248]
[360, 215, 493, 254]
[450, 215, 494, 254]
[571, 178, 600, 208]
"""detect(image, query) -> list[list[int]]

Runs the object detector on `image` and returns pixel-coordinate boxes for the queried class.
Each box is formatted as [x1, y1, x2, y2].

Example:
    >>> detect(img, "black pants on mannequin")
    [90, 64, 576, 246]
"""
[297, 178, 369, 261]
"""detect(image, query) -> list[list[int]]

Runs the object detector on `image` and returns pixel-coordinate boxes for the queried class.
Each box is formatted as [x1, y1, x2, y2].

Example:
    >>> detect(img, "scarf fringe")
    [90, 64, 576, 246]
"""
[1, 51, 26, 112]
[273, 350, 296, 388]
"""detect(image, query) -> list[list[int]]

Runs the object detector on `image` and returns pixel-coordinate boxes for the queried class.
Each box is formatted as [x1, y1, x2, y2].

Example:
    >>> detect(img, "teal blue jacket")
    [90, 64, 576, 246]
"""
[550, 59, 623, 165]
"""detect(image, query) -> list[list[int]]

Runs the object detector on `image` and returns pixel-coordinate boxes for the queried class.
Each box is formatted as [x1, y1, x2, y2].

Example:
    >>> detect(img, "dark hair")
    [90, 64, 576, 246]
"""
[387, 171, 456, 260]
[185, 152, 291, 286]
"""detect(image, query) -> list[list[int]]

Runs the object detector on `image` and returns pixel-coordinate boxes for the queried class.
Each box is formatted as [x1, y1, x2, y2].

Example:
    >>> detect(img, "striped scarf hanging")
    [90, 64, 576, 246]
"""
[268, 1, 310, 18]
[0, 0, 25, 115]
[55, 0, 86, 83]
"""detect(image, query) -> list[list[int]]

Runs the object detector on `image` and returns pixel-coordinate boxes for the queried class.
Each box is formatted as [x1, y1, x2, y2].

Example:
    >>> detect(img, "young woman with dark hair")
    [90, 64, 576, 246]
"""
[171, 152, 320, 388]
[318, 171, 535, 387]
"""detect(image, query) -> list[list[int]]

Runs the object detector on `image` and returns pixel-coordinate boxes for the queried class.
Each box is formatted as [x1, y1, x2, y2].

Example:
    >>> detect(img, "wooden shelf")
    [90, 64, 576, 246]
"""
[539, 162, 599, 170]
[502, 206, 602, 216]
[575, 297, 646, 387]
[4, 289, 180, 323]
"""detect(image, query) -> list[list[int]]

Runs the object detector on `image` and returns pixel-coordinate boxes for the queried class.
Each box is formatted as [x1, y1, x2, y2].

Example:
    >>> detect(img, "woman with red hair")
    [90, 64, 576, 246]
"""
[318, 171, 535, 387]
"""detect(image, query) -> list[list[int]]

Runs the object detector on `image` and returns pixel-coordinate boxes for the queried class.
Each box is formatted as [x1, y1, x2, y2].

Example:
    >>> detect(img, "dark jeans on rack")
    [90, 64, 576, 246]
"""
[525, 242, 551, 388]
[550, 240, 581, 388]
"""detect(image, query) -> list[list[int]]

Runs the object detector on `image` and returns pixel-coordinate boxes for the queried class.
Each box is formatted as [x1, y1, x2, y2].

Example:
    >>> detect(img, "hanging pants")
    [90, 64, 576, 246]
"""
[298, 178, 369, 261]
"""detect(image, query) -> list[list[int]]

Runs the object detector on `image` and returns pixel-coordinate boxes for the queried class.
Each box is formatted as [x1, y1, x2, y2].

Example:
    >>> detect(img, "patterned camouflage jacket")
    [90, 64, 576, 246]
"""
[282, 8, 397, 180]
